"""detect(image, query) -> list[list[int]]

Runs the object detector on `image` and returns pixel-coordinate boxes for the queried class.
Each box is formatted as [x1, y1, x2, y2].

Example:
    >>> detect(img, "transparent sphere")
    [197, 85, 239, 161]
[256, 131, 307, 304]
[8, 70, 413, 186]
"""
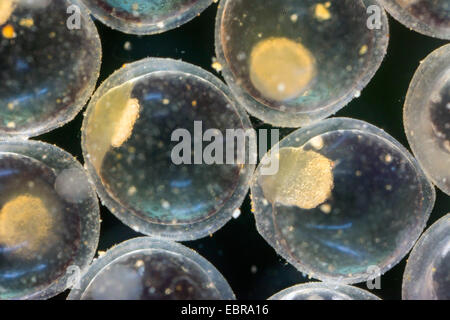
[0, 0, 101, 139]
[269, 282, 380, 300]
[68, 237, 235, 300]
[82, 58, 255, 241]
[251, 118, 435, 284]
[403, 214, 450, 300]
[404, 44, 450, 195]
[79, 0, 214, 34]
[0, 140, 100, 300]
[215, 0, 389, 127]
[379, 0, 450, 39]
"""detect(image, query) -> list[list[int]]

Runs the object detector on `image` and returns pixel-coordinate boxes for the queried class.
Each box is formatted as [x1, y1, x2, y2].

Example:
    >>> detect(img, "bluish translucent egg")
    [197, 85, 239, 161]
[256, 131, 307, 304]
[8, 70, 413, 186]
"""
[215, 0, 389, 127]
[0, 140, 100, 300]
[404, 44, 450, 195]
[0, 0, 101, 139]
[68, 237, 235, 300]
[403, 214, 450, 300]
[380, 0, 450, 39]
[80, 0, 214, 34]
[269, 282, 380, 300]
[251, 118, 435, 284]
[82, 58, 255, 240]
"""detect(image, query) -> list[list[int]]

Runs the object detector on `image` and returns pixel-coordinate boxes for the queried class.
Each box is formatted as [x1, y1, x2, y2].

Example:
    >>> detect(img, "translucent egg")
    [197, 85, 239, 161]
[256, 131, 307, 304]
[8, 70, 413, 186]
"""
[79, 0, 214, 34]
[67, 237, 235, 300]
[82, 58, 255, 241]
[403, 214, 450, 300]
[215, 0, 389, 127]
[269, 282, 380, 300]
[404, 44, 450, 195]
[251, 118, 435, 284]
[379, 0, 450, 39]
[0, 0, 101, 139]
[0, 140, 100, 300]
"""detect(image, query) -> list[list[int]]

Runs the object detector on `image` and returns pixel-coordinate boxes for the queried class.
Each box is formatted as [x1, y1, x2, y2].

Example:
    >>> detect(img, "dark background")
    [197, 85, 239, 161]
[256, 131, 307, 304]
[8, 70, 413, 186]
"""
[42, 3, 449, 300]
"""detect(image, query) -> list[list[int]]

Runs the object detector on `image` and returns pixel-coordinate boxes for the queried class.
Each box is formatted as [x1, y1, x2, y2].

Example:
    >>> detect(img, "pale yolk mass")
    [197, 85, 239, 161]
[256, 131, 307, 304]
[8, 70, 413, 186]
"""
[0, 0, 16, 26]
[86, 81, 140, 171]
[111, 97, 140, 148]
[0, 194, 54, 257]
[249, 37, 316, 101]
[259, 147, 334, 209]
